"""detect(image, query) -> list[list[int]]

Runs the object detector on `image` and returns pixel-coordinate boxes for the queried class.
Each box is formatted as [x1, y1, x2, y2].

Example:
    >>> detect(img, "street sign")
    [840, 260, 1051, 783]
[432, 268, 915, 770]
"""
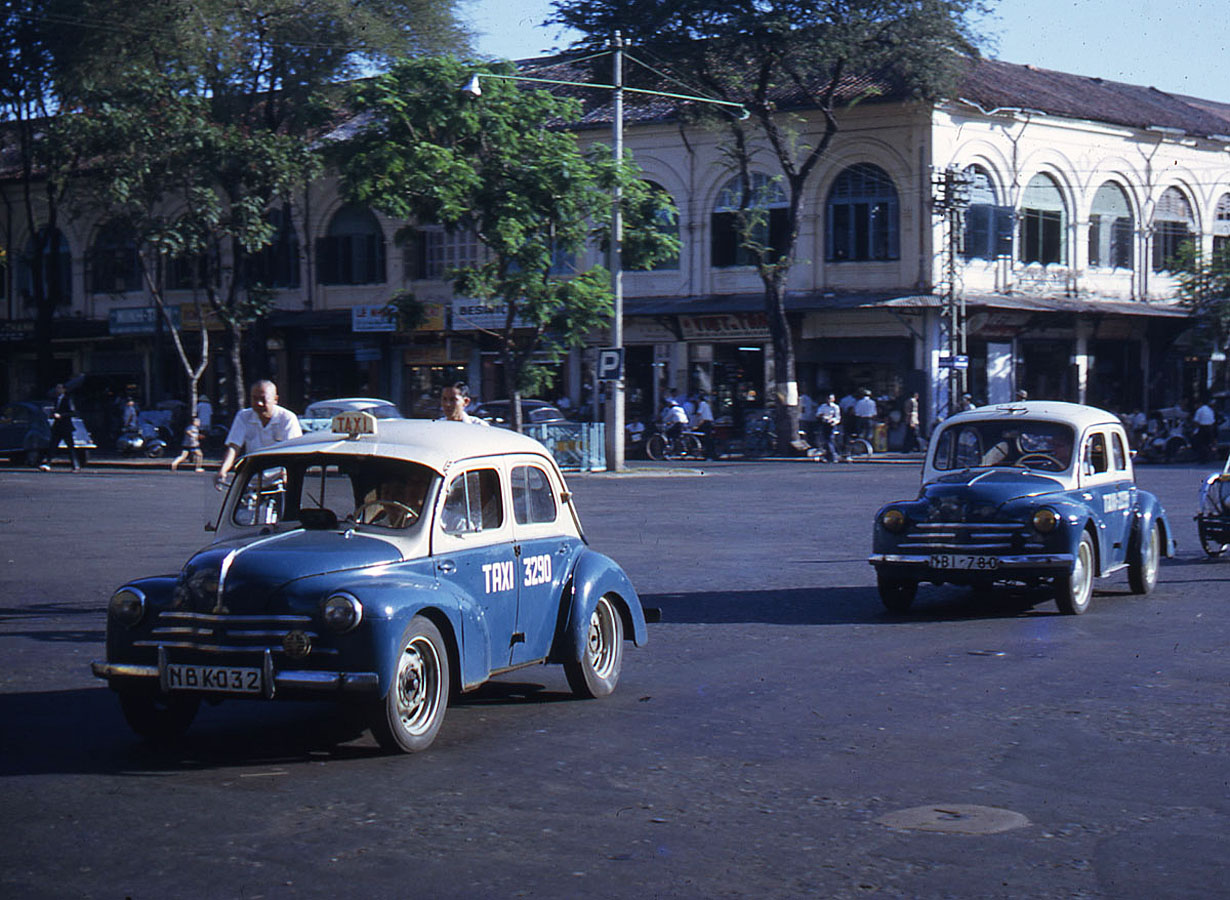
[597, 347, 624, 381]
[938, 354, 969, 370]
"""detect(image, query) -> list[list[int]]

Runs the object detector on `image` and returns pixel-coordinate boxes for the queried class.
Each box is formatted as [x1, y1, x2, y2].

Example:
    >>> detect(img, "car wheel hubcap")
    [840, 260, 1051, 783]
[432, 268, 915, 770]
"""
[396, 637, 441, 736]
[1145, 526, 1159, 582]
[1074, 540, 1093, 606]
[586, 599, 617, 679]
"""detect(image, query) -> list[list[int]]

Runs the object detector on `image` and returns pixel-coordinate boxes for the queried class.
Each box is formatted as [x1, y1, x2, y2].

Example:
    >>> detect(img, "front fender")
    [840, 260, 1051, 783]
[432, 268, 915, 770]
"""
[327, 575, 491, 696]
[556, 549, 646, 664]
[105, 575, 178, 656]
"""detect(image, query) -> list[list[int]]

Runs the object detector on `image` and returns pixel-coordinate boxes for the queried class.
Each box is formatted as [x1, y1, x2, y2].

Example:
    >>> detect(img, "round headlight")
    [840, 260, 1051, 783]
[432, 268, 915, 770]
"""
[108, 587, 146, 626]
[880, 508, 908, 533]
[322, 592, 363, 633]
[1032, 507, 1059, 534]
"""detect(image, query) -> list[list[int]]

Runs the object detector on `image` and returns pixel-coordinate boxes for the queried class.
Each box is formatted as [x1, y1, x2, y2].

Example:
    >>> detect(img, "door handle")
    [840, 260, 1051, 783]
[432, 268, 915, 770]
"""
[557, 543, 570, 555]
[437, 560, 456, 574]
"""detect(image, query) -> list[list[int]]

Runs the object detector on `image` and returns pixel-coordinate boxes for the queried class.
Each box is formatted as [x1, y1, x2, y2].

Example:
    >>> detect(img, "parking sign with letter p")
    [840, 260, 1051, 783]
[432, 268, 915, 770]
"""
[597, 348, 624, 382]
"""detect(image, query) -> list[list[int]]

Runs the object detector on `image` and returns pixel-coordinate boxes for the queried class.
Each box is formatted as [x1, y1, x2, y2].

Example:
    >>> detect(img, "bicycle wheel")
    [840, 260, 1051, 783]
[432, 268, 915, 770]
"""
[646, 434, 668, 461]
[846, 437, 874, 460]
[682, 433, 704, 458]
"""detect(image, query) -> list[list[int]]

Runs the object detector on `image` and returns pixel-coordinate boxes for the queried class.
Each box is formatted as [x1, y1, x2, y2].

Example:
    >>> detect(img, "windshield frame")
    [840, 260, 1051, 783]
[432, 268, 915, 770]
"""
[929, 418, 1078, 475]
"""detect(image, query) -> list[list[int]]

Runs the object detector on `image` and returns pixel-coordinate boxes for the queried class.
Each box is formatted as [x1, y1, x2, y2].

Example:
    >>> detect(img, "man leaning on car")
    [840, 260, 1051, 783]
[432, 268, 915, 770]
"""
[215, 380, 302, 489]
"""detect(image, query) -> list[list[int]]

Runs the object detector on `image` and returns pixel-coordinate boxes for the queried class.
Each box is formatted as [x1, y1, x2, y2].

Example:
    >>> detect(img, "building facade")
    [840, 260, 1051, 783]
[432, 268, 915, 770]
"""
[2, 57, 1226, 442]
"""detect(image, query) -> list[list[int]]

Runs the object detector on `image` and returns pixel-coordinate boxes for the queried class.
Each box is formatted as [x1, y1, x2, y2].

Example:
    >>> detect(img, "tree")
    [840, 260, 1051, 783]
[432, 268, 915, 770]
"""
[338, 56, 678, 431]
[1175, 241, 1230, 393]
[551, 0, 982, 449]
[67, 69, 320, 417]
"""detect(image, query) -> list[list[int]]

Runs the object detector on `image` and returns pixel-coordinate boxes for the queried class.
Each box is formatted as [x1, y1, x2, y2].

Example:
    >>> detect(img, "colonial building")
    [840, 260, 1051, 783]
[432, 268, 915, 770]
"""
[2, 55, 1227, 440]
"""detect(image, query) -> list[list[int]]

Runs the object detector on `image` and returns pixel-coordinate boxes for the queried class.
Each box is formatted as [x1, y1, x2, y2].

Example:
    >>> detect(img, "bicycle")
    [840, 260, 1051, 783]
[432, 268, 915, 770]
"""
[646, 427, 705, 461]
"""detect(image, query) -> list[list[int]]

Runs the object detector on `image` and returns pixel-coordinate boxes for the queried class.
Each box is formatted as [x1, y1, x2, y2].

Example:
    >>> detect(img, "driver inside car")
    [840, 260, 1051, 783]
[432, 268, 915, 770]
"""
[354, 475, 430, 528]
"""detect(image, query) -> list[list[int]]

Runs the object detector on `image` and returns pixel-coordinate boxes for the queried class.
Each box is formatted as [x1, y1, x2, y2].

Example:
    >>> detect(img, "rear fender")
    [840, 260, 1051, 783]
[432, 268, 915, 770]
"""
[1133, 492, 1177, 558]
[555, 549, 646, 663]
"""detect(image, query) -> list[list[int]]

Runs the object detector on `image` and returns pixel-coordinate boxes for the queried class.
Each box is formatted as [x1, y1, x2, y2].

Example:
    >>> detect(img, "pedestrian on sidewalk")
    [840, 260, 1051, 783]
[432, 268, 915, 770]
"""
[44, 383, 80, 472]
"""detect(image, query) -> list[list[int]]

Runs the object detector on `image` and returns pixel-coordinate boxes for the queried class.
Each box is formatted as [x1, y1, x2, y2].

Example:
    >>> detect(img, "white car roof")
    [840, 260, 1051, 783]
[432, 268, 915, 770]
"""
[940, 400, 1124, 432]
[303, 397, 398, 414]
[245, 418, 556, 475]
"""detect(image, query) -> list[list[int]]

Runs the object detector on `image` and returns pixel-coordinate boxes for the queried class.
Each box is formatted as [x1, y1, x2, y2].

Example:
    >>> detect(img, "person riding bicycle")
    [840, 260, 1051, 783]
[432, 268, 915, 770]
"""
[660, 396, 689, 443]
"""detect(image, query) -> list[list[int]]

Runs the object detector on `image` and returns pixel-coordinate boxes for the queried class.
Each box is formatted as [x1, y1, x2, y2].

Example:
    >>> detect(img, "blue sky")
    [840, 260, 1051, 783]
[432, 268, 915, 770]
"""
[462, 0, 1230, 103]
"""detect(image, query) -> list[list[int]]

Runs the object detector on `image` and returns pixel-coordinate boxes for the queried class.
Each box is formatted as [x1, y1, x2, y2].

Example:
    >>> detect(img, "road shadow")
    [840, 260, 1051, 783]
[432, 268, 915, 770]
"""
[643, 584, 1066, 626]
[0, 677, 582, 778]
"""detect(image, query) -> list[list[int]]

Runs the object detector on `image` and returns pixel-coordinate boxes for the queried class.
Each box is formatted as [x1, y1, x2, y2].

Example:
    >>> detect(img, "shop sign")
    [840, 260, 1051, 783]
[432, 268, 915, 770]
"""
[938, 354, 969, 369]
[968, 311, 1030, 339]
[0, 321, 34, 342]
[354, 346, 382, 362]
[403, 345, 460, 365]
[109, 306, 180, 335]
[451, 297, 531, 331]
[179, 302, 224, 332]
[352, 304, 397, 332]
[623, 318, 676, 343]
[678, 312, 769, 340]
[416, 301, 447, 332]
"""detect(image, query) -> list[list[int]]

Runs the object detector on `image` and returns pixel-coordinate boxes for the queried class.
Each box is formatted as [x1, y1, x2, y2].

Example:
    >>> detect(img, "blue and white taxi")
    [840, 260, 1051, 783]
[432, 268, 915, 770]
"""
[869, 401, 1175, 614]
[92, 413, 647, 752]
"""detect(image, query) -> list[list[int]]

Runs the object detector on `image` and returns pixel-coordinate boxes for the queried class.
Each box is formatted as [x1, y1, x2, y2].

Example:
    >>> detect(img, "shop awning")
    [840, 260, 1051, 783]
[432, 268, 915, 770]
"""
[623, 290, 1189, 319]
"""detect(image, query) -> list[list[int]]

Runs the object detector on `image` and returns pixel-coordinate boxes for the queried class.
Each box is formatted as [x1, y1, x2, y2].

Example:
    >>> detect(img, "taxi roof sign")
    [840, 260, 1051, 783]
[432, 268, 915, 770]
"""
[332, 410, 378, 438]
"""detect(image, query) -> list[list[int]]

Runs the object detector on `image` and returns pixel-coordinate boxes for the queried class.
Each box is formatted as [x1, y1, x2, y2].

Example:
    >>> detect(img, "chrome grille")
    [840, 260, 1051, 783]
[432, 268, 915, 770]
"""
[900, 522, 1038, 553]
[134, 610, 336, 657]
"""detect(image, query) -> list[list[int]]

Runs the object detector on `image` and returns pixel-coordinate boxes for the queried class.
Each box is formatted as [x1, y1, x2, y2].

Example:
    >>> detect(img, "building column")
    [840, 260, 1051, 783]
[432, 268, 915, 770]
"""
[1073, 318, 1091, 405]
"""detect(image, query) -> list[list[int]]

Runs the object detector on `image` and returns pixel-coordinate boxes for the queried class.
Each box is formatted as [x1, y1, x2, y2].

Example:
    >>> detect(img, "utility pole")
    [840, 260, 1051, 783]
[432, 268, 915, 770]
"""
[606, 31, 626, 472]
[933, 166, 973, 413]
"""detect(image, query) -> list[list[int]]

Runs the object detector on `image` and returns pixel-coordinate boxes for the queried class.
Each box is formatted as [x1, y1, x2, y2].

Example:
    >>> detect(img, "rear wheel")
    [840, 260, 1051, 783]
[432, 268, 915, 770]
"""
[1127, 520, 1161, 594]
[846, 437, 874, 460]
[1197, 519, 1229, 557]
[565, 595, 624, 698]
[118, 691, 200, 740]
[1055, 531, 1095, 614]
[682, 433, 704, 458]
[368, 616, 449, 753]
[877, 574, 917, 613]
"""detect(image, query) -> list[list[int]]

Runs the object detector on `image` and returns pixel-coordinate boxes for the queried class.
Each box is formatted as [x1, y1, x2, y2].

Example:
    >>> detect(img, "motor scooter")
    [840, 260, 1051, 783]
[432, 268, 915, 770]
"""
[116, 421, 168, 458]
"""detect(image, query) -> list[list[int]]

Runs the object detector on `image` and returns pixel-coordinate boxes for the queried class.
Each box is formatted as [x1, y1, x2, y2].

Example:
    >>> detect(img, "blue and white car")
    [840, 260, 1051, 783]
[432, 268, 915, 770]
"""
[869, 401, 1176, 615]
[93, 414, 647, 752]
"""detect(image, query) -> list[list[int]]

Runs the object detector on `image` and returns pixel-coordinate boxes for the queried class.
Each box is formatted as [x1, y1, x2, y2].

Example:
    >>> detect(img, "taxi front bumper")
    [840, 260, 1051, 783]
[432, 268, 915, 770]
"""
[869, 552, 1075, 571]
[91, 646, 380, 697]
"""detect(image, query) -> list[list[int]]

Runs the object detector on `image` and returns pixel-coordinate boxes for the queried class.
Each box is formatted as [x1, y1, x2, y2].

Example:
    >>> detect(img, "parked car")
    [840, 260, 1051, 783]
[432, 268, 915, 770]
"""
[474, 399, 567, 428]
[92, 414, 647, 752]
[0, 400, 97, 467]
[869, 401, 1175, 615]
[299, 397, 402, 433]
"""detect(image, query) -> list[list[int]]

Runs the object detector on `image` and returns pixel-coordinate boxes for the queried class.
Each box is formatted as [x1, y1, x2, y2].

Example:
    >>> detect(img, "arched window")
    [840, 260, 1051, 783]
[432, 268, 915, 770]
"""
[712, 172, 788, 267]
[16, 227, 72, 306]
[1213, 193, 1230, 257]
[1019, 174, 1066, 265]
[246, 205, 301, 288]
[629, 181, 679, 271]
[90, 221, 142, 293]
[1151, 187, 1195, 272]
[1088, 182, 1133, 270]
[962, 165, 1012, 261]
[826, 164, 899, 262]
[317, 204, 386, 285]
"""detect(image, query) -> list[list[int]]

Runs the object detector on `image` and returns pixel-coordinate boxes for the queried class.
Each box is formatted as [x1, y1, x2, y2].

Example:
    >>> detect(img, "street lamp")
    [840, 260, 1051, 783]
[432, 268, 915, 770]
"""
[462, 38, 746, 471]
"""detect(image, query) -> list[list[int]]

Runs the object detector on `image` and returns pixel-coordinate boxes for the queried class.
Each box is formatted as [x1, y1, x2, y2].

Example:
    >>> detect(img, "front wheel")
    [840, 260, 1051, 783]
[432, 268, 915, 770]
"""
[645, 434, 668, 461]
[1197, 519, 1229, 558]
[565, 595, 624, 698]
[368, 616, 450, 753]
[118, 691, 200, 740]
[1055, 531, 1095, 614]
[877, 574, 917, 613]
[1128, 520, 1161, 594]
[846, 437, 874, 460]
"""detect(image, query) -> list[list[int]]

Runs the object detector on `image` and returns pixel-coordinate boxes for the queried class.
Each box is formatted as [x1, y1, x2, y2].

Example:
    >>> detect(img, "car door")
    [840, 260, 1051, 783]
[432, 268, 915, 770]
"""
[1078, 428, 1133, 568]
[507, 458, 579, 667]
[432, 465, 519, 672]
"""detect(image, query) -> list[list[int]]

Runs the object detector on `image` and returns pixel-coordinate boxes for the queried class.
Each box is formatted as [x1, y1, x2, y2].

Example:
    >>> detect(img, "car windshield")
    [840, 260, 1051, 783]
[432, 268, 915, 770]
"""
[304, 402, 399, 419]
[931, 420, 1076, 473]
[230, 453, 438, 529]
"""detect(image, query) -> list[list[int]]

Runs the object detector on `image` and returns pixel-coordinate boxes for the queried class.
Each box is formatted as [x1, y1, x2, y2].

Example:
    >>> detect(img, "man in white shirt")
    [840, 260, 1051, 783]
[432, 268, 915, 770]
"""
[215, 380, 303, 488]
[816, 393, 842, 462]
[438, 382, 490, 425]
[853, 390, 878, 442]
[660, 396, 689, 442]
[1193, 399, 1217, 463]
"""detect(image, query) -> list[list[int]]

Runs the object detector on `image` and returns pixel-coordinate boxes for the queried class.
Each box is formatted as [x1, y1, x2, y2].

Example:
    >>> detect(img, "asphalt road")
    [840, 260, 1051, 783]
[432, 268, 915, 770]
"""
[0, 460, 1226, 899]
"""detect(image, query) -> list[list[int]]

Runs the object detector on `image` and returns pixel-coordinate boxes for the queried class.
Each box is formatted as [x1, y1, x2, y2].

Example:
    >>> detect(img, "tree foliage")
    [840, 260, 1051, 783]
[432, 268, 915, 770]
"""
[551, 0, 984, 447]
[338, 56, 679, 429]
[1176, 241, 1230, 392]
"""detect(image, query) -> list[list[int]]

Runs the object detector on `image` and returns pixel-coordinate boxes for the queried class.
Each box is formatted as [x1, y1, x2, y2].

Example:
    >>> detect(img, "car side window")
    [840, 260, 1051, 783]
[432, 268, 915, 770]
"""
[511, 465, 557, 524]
[1083, 433, 1109, 476]
[441, 468, 503, 535]
[1111, 432, 1128, 471]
